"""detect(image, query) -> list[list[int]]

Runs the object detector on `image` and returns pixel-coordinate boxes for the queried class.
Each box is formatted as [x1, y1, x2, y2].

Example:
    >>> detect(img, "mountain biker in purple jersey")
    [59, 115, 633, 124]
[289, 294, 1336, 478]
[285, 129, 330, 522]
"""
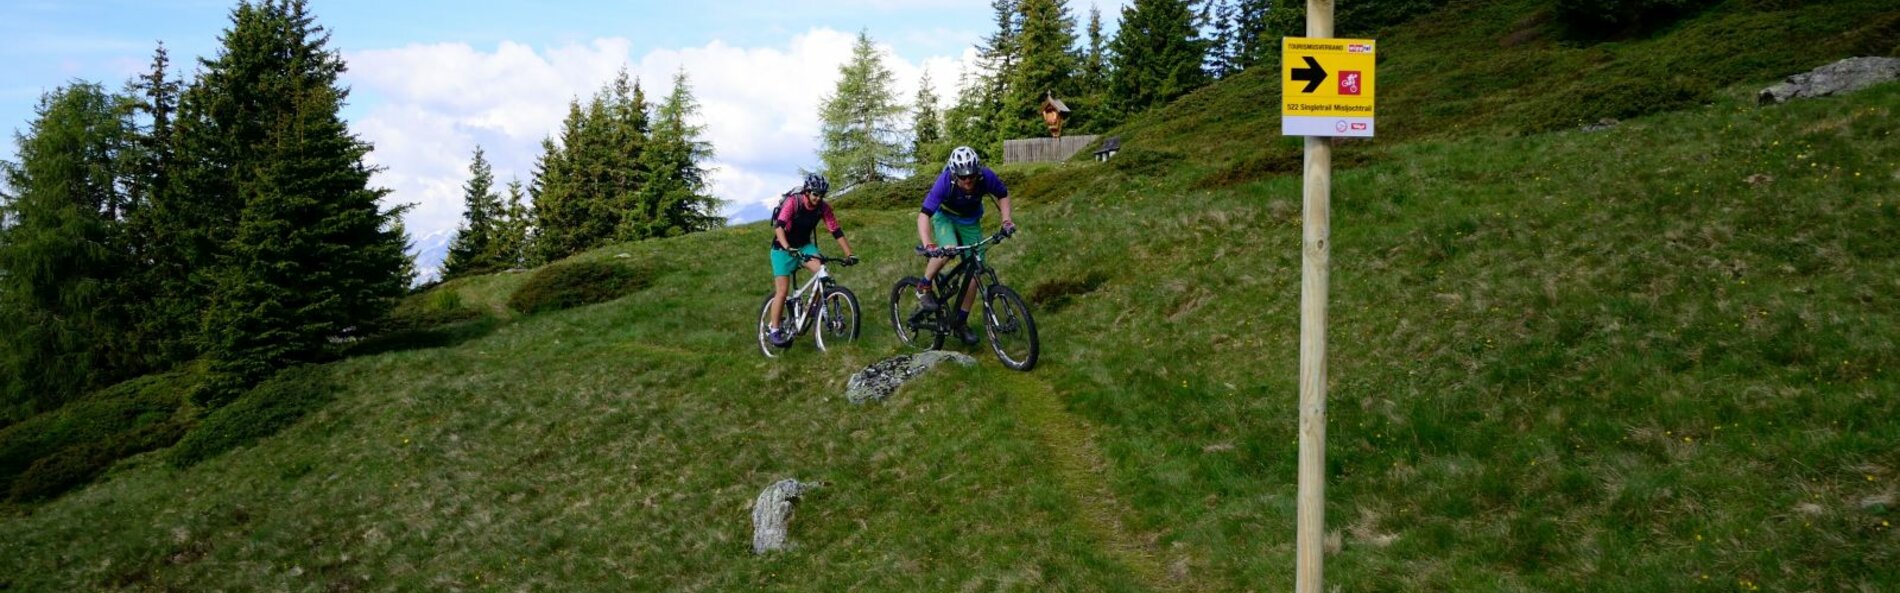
[768, 172, 856, 347]
[915, 146, 1016, 345]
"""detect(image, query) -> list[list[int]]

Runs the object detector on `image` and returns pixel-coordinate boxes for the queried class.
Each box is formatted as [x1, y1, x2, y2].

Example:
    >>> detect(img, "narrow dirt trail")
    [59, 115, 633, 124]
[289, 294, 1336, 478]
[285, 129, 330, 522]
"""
[995, 371, 1211, 593]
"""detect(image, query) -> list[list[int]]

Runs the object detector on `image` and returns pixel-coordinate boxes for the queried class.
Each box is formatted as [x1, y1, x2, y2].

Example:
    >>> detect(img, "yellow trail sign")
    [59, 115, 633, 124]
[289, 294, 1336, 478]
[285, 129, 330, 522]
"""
[1282, 37, 1377, 137]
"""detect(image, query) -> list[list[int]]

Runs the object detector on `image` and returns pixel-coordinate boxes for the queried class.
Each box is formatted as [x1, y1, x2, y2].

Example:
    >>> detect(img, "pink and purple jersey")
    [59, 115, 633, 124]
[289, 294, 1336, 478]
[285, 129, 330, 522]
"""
[772, 192, 842, 249]
[921, 167, 1008, 225]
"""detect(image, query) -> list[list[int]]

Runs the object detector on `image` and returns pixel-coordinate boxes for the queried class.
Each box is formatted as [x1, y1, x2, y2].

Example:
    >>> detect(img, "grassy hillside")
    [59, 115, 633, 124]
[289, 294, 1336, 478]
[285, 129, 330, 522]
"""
[4, 0, 1898, 591]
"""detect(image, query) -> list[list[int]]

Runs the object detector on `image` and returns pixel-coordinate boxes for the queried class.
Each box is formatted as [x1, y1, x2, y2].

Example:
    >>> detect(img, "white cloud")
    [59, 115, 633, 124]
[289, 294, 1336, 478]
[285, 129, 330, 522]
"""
[344, 28, 978, 241]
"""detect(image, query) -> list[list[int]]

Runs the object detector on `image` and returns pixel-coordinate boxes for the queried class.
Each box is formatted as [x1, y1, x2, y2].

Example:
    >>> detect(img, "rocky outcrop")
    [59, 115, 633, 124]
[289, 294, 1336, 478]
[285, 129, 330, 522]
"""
[844, 352, 978, 404]
[751, 479, 818, 554]
[1759, 57, 1900, 105]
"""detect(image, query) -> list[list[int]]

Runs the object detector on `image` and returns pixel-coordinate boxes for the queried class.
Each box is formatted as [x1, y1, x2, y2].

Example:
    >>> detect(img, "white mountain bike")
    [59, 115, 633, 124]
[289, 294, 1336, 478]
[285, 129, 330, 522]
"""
[757, 252, 861, 357]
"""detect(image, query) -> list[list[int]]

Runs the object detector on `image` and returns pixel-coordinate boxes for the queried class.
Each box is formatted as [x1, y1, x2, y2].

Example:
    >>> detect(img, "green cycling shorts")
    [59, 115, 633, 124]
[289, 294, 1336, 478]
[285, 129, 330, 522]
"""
[931, 212, 984, 248]
[770, 243, 821, 276]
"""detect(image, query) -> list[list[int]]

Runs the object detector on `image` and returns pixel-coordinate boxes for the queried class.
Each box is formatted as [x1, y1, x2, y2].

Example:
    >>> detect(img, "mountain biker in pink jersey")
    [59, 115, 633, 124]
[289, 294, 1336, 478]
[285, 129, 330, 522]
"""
[768, 172, 856, 347]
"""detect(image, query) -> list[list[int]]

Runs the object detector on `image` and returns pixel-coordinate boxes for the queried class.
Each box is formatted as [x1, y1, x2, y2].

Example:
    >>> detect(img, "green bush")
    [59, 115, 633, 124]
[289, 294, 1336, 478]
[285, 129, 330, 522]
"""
[506, 260, 653, 315]
[831, 173, 937, 211]
[384, 286, 484, 332]
[1111, 146, 1186, 178]
[1529, 73, 1708, 132]
[0, 370, 197, 499]
[1555, 0, 1720, 38]
[168, 365, 336, 468]
[9, 418, 189, 501]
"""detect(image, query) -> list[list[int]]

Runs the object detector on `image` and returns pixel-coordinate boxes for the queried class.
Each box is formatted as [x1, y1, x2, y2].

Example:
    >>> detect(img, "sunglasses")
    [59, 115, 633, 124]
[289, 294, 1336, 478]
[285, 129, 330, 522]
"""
[956, 173, 979, 182]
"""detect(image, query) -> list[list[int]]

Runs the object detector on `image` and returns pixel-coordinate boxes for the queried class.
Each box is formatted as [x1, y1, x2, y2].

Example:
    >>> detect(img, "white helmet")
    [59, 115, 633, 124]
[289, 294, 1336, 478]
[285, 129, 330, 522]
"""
[947, 146, 981, 177]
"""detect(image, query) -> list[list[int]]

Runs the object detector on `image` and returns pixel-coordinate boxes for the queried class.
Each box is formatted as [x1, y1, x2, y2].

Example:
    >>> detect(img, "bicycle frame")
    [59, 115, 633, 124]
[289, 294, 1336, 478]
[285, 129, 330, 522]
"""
[780, 263, 834, 334]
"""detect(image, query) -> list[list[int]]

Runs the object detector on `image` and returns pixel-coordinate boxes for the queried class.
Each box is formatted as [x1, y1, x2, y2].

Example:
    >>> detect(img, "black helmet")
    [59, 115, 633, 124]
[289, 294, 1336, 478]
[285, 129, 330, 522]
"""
[947, 146, 981, 177]
[802, 172, 830, 196]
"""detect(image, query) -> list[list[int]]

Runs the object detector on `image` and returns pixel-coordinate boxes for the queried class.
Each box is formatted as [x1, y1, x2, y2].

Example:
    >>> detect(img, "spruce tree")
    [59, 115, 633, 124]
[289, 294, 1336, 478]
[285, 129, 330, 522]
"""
[818, 31, 908, 187]
[189, 0, 410, 395]
[530, 102, 584, 262]
[495, 179, 531, 269]
[0, 83, 141, 416]
[629, 70, 721, 239]
[532, 70, 652, 259]
[122, 43, 196, 368]
[1208, 0, 1241, 78]
[1003, 0, 1082, 140]
[1107, 0, 1212, 119]
[442, 146, 504, 280]
[1233, 0, 1271, 69]
[607, 71, 651, 242]
[970, 0, 1022, 157]
[910, 69, 947, 176]
[1081, 5, 1110, 96]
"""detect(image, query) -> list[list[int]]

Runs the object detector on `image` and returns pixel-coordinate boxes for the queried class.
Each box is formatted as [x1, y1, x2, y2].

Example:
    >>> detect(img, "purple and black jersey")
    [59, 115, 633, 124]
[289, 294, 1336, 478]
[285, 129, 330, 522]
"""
[921, 167, 1008, 225]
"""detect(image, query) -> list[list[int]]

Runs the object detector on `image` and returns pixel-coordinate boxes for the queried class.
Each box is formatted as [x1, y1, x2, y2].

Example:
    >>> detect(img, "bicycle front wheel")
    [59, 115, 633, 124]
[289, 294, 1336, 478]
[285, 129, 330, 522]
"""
[889, 277, 944, 351]
[757, 295, 791, 357]
[814, 286, 861, 352]
[983, 284, 1039, 371]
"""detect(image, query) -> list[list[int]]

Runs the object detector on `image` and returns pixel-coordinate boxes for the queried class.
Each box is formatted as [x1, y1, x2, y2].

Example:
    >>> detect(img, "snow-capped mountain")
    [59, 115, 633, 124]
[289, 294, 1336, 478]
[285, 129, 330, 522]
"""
[408, 228, 455, 286]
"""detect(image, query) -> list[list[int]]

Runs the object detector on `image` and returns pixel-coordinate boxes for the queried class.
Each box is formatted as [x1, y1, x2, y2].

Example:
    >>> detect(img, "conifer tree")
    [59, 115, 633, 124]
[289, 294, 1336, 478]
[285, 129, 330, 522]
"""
[1003, 0, 1082, 140]
[910, 69, 947, 176]
[0, 83, 142, 416]
[123, 43, 197, 367]
[529, 104, 583, 262]
[629, 70, 721, 239]
[442, 146, 504, 279]
[1233, 0, 1271, 69]
[969, 0, 1022, 157]
[494, 179, 531, 269]
[1208, 0, 1241, 78]
[818, 31, 908, 187]
[186, 0, 410, 394]
[1081, 4, 1110, 95]
[1107, 0, 1212, 119]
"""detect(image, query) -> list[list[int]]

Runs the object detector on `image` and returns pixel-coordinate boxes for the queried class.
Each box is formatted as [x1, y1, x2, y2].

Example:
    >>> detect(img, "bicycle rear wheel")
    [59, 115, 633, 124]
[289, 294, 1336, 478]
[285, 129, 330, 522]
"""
[889, 277, 945, 351]
[757, 294, 792, 357]
[983, 285, 1039, 371]
[814, 286, 861, 352]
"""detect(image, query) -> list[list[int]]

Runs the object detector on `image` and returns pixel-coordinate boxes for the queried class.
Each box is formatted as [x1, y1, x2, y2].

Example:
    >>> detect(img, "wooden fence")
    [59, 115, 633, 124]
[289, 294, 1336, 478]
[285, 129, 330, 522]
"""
[1002, 135, 1101, 164]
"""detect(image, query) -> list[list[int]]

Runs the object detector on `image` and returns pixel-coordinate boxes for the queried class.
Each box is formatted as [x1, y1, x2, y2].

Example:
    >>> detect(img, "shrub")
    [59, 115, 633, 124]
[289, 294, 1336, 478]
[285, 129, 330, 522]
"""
[384, 287, 484, 333]
[1529, 73, 1707, 132]
[506, 261, 653, 315]
[0, 370, 198, 499]
[8, 418, 189, 501]
[1554, 0, 1720, 39]
[1111, 146, 1186, 178]
[168, 365, 335, 468]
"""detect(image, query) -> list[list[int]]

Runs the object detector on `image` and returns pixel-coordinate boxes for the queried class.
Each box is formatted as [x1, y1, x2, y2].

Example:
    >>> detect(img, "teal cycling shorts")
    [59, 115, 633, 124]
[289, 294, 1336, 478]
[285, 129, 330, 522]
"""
[770, 243, 821, 276]
[931, 212, 984, 247]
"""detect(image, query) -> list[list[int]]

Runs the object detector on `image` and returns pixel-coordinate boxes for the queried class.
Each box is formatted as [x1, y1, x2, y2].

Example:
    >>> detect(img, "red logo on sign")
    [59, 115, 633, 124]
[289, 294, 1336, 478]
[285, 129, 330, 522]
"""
[1351, 123, 1368, 131]
[1339, 71, 1361, 96]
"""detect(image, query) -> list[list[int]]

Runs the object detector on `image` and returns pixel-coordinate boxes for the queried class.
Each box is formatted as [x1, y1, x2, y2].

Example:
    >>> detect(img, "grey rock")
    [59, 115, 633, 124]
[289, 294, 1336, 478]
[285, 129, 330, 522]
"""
[752, 479, 818, 554]
[1759, 57, 1900, 105]
[844, 352, 979, 404]
[1580, 118, 1620, 133]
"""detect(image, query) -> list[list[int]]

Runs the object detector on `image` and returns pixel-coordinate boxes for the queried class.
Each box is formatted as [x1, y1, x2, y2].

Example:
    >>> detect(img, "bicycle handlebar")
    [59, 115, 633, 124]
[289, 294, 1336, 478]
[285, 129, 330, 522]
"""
[789, 251, 858, 266]
[917, 229, 1014, 259]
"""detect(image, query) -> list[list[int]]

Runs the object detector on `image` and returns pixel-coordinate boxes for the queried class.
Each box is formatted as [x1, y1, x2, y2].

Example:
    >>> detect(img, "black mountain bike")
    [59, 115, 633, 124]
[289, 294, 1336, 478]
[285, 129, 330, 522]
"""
[758, 253, 860, 357]
[889, 230, 1039, 371]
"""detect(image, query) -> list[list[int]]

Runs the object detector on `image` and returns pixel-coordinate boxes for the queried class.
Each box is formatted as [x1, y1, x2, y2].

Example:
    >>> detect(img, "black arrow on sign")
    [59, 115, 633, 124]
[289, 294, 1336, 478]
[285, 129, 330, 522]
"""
[1291, 56, 1327, 93]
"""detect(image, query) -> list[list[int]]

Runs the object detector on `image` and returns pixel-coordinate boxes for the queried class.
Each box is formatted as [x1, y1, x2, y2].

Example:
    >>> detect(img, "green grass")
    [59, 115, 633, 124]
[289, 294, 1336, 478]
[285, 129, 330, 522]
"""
[4, 1, 1899, 590]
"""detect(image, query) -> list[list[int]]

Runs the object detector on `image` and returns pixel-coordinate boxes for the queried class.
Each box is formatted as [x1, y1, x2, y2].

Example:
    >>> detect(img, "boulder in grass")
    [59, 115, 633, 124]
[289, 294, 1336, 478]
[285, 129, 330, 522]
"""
[1758, 57, 1900, 105]
[844, 352, 978, 404]
[752, 479, 818, 554]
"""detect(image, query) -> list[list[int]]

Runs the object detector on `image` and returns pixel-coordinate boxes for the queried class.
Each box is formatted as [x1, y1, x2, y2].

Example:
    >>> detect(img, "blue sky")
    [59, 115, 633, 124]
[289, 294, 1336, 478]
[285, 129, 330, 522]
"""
[1, 0, 1130, 268]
